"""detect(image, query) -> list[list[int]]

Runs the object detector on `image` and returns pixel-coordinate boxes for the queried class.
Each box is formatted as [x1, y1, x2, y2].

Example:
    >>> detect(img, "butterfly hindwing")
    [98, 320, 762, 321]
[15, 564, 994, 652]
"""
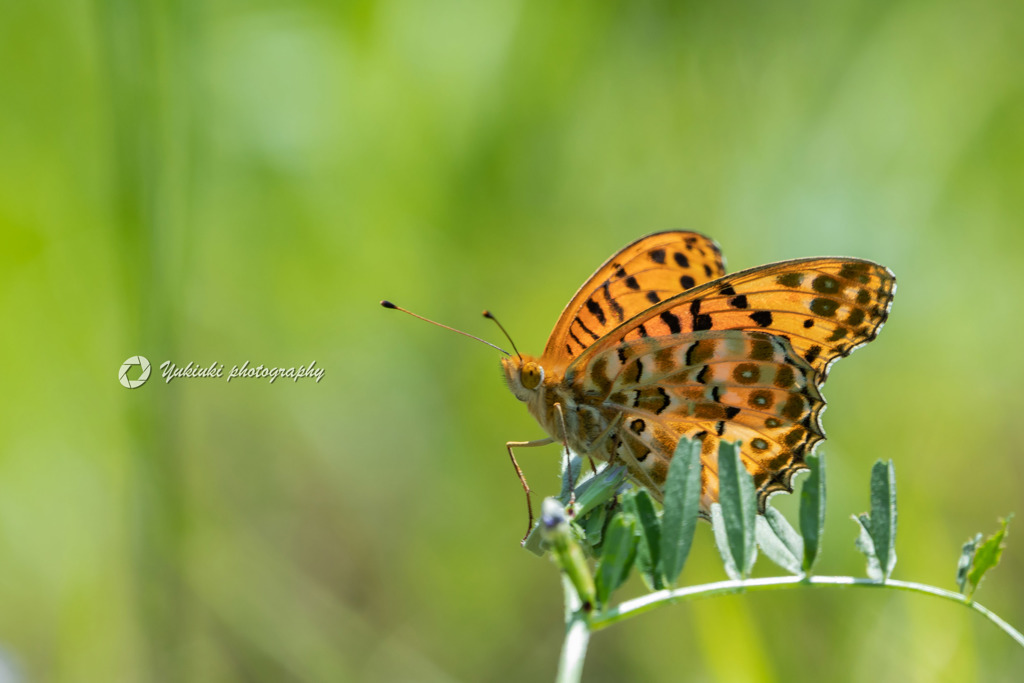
[543, 231, 726, 362]
[570, 330, 825, 509]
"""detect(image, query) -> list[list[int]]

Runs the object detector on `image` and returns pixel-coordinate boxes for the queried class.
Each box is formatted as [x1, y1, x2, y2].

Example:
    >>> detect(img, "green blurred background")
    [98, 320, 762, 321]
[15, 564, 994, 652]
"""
[3, 1, 1023, 681]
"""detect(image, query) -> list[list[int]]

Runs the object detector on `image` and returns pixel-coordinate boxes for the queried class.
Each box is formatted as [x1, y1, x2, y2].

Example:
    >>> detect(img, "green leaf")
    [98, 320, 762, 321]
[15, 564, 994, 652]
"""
[965, 515, 1012, 598]
[717, 440, 757, 579]
[756, 506, 803, 575]
[853, 512, 883, 581]
[852, 461, 898, 581]
[957, 533, 982, 595]
[559, 455, 584, 501]
[628, 489, 664, 590]
[595, 512, 638, 606]
[580, 503, 609, 551]
[659, 437, 702, 585]
[711, 503, 756, 580]
[868, 459, 898, 581]
[799, 452, 826, 573]
[569, 465, 629, 518]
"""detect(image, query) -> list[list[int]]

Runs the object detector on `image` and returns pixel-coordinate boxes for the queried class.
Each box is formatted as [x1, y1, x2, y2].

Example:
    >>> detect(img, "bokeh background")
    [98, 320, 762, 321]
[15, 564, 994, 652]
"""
[3, 1, 1023, 681]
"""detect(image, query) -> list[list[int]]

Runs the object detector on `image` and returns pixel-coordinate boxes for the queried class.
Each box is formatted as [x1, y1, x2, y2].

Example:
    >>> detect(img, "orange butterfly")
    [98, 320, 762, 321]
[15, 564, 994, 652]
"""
[384, 231, 896, 538]
[499, 231, 895, 531]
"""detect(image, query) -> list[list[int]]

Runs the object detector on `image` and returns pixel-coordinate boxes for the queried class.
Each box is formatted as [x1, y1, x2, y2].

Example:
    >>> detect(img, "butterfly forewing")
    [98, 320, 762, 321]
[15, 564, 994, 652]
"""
[573, 257, 895, 382]
[543, 231, 725, 362]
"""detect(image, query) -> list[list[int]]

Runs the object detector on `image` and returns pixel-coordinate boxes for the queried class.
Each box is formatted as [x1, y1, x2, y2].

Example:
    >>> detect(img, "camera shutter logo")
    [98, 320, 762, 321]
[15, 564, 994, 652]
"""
[119, 355, 152, 389]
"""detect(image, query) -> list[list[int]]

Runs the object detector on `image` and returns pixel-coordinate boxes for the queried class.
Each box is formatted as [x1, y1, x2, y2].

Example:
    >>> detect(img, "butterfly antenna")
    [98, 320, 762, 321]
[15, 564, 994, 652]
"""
[482, 310, 522, 361]
[381, 301, 510, 355]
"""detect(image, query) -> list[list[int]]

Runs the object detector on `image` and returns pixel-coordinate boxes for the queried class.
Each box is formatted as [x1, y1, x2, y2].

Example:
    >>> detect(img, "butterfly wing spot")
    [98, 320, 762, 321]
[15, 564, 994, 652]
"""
[784, 427, 805, 447]
[733, 363, 760, 384]
[750, 310, 773, 327]
[585, 298, 607, 325]
[695, 365, 711, 384]
[809, 297, 839, 317]
[804, 345, 822, 365]
[828, 327, 848, 342]
[674, 252, 689, 268]
[660, 311, 682, 334]
[838, 261, 873, 283]
[749, 338, 775, 361]
[589, 356, 613, 394]
[576, 317, 600, 342]
[811, 275, 840, 294]
[680, 275, 696, 289]
[774, 364, 796, 388]
[654, 347, 676, 373]
[780, 394, 805, 419]
[777, 272, 804, 288]
[650, 248, 667, 264]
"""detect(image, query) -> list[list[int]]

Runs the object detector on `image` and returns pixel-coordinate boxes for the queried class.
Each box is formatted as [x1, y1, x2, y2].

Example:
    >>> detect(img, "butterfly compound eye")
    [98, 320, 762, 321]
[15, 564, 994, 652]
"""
[521, 362, 543, 390]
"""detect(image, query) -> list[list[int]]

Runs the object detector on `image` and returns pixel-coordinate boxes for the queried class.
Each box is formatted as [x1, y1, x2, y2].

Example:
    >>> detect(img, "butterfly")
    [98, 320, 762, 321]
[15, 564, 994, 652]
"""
[500, 231, 895, 529]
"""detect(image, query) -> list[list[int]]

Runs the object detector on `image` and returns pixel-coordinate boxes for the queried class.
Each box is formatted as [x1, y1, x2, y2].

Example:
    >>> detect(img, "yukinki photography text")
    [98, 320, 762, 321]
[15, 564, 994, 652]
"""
[158, 360, 325, 384]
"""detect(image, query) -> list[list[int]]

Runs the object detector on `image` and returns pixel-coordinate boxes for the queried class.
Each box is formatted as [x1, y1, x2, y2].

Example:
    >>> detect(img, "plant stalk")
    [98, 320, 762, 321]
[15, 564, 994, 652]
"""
[556, 576, 592, 683]
[590, 575, 1024, 647]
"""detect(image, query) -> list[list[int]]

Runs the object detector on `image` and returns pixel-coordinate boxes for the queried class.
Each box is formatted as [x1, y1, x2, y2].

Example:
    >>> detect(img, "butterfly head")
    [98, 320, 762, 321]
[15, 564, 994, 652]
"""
[501, 355, 546, 403]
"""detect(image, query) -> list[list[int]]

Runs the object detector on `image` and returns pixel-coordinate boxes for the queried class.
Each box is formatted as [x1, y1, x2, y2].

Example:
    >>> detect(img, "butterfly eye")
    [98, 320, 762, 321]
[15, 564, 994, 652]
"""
[521, 362, 544, 389]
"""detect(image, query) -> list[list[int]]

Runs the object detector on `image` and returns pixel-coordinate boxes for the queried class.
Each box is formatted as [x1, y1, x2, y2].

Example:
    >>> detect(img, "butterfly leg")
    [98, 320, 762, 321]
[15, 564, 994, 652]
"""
[506, 437, 554, 544]
[553, 402, 591, 514]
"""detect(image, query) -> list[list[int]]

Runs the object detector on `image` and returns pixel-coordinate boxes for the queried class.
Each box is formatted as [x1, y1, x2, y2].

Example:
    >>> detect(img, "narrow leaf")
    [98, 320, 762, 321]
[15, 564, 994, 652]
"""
[711, 504, 755, 580]
[853, 513, 883, 581]
[659, 437, 702, 585]
[569, 465, 628, 518]
[756, 506, 803, 575]
[799, 452, 826, 573]
[868, 459, 897, 581]
[559, 455, 584, 501]
[629, 489, 664, 590]
[595, 512, 637, 606]
[957, 533, 982, 595]
[717, 440, 758, 578]
[966, 515, 1012, 598]
[580, 503, 609, 552]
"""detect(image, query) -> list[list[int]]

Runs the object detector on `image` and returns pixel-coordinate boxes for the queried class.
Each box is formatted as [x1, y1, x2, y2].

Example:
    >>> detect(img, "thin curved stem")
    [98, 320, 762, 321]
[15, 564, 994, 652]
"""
[590, 575, 1024, 647]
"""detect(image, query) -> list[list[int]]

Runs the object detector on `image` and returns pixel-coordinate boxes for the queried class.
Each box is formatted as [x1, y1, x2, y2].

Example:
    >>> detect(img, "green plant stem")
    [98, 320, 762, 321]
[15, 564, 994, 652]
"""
[557, 576, 591, 683]
[590, 575, 1024, 647]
